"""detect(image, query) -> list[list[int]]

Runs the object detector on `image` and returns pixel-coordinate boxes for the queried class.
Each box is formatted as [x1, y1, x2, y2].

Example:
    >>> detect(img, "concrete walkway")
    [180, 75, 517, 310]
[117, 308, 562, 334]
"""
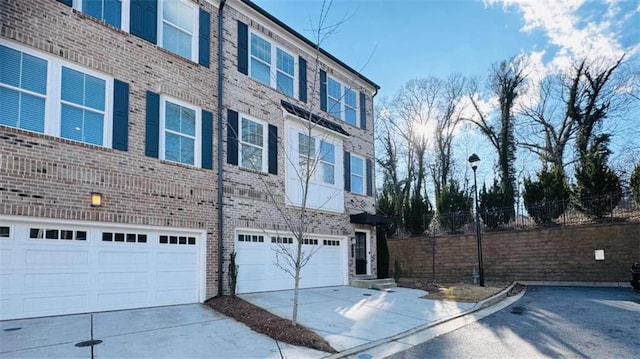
[0, 304, 324, 359]
[240, 286, 476, 352]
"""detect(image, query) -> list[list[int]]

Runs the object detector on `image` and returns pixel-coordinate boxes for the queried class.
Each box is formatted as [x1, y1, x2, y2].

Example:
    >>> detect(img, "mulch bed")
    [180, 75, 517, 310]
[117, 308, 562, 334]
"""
[205, 296, 337, 353]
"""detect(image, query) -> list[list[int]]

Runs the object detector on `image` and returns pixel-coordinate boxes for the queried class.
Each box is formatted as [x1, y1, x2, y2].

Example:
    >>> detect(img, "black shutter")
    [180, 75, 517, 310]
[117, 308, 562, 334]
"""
[344, 150, 351, 192]
[366, 159, 373, 196]
[360, 92, 367, 130]
[130, 0, 157, 44]
[145, 91, 160, 158]
[268, 125, 278, 175]
[237, 21, 248, 75]
[198, 9, 211, 68]
[227, 109, 239, 165]
[57, 0, 72, 6]
[298, 57, 307, 103]
[112, 80, 129, 151]
[201, 110, 213, 169]
[320, 69, 327, 112]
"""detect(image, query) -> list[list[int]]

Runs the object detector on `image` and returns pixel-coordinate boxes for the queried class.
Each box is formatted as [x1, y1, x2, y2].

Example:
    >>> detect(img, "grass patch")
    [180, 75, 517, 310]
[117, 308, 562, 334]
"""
[398, 279, 511, 302]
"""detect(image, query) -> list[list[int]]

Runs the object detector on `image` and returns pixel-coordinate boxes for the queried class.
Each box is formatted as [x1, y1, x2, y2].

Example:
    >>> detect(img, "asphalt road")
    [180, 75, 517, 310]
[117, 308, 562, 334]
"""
[388, 286, 640, 358]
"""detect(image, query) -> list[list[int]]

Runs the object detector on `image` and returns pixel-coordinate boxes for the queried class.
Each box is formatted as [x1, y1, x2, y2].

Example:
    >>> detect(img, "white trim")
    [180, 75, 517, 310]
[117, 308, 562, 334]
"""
[158, 0, 199, 62]
[248, 30, 297, 98]
[159, 95, 202, 167]
[0, 39, 114, 148]
[238, 113, 268, 172]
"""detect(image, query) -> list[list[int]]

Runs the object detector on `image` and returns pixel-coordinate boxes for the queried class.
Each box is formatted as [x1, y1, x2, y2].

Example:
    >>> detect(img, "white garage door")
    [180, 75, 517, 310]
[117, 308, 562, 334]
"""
[0, 217, 205, 320]
[235, 231, 347, 294]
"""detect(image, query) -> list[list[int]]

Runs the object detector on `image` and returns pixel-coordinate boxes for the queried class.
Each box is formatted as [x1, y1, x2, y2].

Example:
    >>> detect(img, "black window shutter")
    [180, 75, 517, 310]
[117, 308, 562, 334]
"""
[198, 9, 211, 68]
[320, 69, 327, 112]
[268, 124, 278, 175]
[57, 0, 72, 6]
[145, 91, 160, 158]
[201, 109, 213, 169]
[227, 109, 239, 165]
[112, 80, 129, 151]
[298, 57, 307, 103]
[344, 150, 351, 192]
[360, 92, 367, 130]
[237, 21, 248, 75]
[130, 0, 157, 44]
[366, 159, 373, 196]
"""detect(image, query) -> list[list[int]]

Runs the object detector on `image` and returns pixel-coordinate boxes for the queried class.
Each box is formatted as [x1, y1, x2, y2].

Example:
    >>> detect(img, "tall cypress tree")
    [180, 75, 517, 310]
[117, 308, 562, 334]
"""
[523, 166, 570, 224]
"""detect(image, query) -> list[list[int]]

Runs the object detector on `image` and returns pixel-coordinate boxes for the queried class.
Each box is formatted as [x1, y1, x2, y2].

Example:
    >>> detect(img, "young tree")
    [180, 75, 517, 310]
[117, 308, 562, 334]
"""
[523, 166, 570, 224]
[436, 181, 473, 233]
[404, 189, 434, 236]
[574, 135, 622, 219]
[468, 56, 528, 222]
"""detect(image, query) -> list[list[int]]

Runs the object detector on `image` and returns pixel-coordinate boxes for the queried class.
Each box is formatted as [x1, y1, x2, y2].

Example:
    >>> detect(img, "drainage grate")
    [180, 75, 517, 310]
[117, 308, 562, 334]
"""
[3, 327, 21, 332]
[511, 306, 526, 315]
[363, 293, 372, 296]
[75, 340, 103, 347]
[357, 354, 373, 359]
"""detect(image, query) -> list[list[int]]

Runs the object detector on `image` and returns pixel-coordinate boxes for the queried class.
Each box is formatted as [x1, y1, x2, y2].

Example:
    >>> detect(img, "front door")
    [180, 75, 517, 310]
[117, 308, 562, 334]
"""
[355, 232, 367, 275]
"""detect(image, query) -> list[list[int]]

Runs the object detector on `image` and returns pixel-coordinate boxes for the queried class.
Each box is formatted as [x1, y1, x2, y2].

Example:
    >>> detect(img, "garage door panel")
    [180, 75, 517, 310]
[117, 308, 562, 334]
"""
[156, 288, 197, 305]
[25, 272, 88, 290]
[1, 249, 11, 265]
[0, 273, 11, 291]
[156, 252, 196, 266]
[156, 271, 197, 288]
[24, 294, 88, 312]
[25, 249, 88, 266]
[98, 251, 149, 266]
[98, 271, 147, 288]
[97, 291, 148, 307]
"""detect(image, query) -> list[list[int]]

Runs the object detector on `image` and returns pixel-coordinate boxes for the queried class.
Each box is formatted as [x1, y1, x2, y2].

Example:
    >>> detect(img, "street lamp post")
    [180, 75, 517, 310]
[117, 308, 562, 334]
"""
[468, 153, 485, 287]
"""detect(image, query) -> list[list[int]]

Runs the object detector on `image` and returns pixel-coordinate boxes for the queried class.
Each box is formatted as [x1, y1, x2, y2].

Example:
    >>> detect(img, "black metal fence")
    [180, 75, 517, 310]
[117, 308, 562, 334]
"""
[427, 191, 639, 236]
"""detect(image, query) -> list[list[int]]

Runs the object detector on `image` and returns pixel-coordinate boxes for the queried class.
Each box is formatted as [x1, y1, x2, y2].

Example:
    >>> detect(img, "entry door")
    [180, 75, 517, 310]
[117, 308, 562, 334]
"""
[355, 232, 367, 275]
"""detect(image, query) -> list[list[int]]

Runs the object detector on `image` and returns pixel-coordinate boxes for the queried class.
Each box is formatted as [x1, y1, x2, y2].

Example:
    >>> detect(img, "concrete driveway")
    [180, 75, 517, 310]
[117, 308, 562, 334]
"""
[0, 304, 324, 359]
[240, 286, 476, 352]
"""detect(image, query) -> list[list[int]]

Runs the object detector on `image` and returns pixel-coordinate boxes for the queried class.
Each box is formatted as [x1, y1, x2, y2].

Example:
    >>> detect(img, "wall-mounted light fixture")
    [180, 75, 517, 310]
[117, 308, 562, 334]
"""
[91, 192, 102, 207]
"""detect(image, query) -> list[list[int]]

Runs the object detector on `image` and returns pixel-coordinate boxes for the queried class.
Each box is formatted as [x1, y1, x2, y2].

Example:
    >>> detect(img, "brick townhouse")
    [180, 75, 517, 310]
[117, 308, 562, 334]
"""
[0, 0, 380, 320]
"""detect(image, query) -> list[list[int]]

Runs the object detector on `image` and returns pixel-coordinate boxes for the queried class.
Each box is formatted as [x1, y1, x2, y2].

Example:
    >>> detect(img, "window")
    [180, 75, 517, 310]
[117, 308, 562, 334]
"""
[238, 234, 264, 243]
[350, 154, 364, 194]
[60, 67, 106, 145]
[161, 97, 201, 166]
[30, 228, 87, 241]
[250, 32, 296, 97]
[160, 234, 196, 245]
[80, 0, 125, 29]
[298, 133, 315, 179]
[0, 226, 10, 238]
[160, 0, 198, 60]
[240, 116, 266, 171]
[0, 45, 47, 133]
[319, 141, 335, 185]
[327, 76, 358, 126]
[0, 42, 114, 147]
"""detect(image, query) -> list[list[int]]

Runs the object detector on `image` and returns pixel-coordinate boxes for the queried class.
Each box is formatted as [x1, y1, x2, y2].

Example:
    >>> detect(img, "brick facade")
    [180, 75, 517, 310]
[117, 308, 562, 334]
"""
[388, 222, 640, 283]
[1, 0, 379, 298]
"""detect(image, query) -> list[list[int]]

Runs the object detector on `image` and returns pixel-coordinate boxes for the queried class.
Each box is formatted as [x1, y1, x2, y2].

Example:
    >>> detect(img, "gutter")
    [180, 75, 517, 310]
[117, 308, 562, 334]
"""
[217, 0, 227, 296]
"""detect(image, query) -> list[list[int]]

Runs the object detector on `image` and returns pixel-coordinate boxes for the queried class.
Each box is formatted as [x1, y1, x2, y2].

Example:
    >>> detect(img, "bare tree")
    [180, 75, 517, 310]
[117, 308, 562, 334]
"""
[468, 56, 527, 218]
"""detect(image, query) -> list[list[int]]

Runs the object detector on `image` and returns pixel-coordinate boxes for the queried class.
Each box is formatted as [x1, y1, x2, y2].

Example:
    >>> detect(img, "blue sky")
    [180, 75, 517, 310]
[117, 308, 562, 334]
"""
[254, 0, 640, 187]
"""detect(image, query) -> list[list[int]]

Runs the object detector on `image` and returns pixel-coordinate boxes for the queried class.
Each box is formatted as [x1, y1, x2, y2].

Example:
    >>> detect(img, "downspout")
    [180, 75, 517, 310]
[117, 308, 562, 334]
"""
[217, 0, 227, 296]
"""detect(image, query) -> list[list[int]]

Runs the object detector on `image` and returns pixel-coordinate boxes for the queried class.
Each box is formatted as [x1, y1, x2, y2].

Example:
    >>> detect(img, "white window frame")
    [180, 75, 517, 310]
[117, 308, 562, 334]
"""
[249, 30, 297, 98]
[159, 95, 201, 167]
[158, 0, 199, 61]
[73, 0, 131, 32]
[318, 140, 335, 185]
[238, 114, 268, 172]
[350, 153, 365, 195]
[327, 76, 359, 126]
[0, 40, 113, 148]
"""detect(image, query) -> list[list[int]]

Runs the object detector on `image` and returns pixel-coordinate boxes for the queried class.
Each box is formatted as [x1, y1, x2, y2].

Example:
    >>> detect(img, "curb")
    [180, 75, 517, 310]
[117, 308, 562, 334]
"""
[323, 282, 519, 359]
[519, 281, 631, 288]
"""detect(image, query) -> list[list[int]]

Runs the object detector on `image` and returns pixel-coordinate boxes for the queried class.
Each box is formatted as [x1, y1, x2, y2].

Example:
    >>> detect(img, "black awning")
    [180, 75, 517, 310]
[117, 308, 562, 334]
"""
[349, 212, 390, 226]
[281, 100, 350, 137]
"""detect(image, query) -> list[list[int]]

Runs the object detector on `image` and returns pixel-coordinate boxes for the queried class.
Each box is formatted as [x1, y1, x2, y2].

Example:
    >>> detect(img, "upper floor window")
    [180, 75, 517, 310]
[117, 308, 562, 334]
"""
[250, 32, 295, 97]
[350, 154, 364, 195]
[327, 76, 358, 126]
[82, 0, 124, 29]
[240, 116, 267, 172]
[0, 42, 114, 148]
[160, 97, 201, 166]
[160, 0, 198, 60]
